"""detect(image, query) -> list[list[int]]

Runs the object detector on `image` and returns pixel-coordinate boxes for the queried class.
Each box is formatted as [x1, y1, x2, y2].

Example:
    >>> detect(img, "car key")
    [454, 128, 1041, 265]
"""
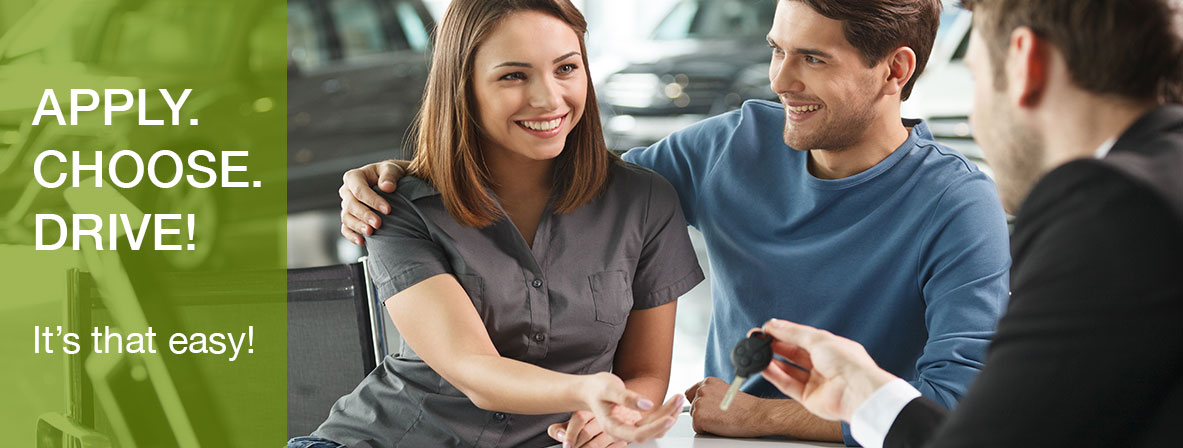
[720, 331, 773, 411]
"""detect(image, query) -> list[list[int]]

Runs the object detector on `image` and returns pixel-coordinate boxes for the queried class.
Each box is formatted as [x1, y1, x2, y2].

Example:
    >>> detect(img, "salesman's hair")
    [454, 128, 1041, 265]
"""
[788, 0, 943, 101]
[959, 0, 1183, 101]
[407, 0, 614, 228]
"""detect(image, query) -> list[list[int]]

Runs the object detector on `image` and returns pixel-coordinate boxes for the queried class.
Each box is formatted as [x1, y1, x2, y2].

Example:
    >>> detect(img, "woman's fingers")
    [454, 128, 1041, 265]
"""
[573, 417, 603, 448]
[547, 422, 566, 442]
[604, 386, 654, 412]
[564, 411, 590, 448]
[637, 394, 684, 427]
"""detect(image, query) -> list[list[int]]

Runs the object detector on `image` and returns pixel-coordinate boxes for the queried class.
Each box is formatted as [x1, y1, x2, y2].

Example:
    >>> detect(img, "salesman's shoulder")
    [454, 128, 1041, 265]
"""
[1100, 104, 1183, 221]
[1025, 105, 1183, 227]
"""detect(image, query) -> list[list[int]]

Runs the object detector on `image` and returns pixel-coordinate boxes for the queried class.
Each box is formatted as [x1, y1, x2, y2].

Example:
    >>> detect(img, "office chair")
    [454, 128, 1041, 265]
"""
[286, 257, 385, 438]
[37, 258, 387, 446]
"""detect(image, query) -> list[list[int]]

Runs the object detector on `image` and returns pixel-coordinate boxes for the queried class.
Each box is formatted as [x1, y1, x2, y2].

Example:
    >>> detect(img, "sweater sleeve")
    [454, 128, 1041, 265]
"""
[911, 171, 1012, 408]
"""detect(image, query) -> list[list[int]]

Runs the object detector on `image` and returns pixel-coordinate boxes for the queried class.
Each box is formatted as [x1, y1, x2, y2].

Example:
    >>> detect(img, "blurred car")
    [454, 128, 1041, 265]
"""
[901, 3, 989, 174]
[598, 0, 779, 150]
[599, 0, 985, 173]
[286, 0, 435, 213]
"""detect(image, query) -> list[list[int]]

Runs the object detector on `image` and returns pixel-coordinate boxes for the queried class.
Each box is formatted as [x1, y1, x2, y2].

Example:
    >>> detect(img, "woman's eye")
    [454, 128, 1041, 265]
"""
[500, 72, 525, 81]
[557, 63, 578, 74]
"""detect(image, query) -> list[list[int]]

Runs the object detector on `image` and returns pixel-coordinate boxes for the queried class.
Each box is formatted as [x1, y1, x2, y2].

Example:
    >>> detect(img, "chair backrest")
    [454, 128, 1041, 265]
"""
[286, 261, 382, 438]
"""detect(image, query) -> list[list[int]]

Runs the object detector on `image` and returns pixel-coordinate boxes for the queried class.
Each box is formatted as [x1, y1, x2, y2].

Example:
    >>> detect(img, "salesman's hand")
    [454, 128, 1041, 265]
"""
[567, 372, 682, 444]
[755, 319, 899, 422]
[339, 160, 406, 245]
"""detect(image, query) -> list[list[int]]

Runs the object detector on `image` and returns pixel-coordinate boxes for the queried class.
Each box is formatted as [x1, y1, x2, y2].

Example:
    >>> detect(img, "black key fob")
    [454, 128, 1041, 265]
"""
[731, 331, 773, 378]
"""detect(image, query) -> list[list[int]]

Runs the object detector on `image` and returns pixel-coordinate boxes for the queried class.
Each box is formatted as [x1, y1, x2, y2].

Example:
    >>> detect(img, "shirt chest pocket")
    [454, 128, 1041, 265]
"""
[588, 270, 633, 326]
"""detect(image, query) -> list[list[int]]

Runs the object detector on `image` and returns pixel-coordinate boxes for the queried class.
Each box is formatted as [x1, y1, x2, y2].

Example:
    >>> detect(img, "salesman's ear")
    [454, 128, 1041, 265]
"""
[1006, 27, 1050, 108]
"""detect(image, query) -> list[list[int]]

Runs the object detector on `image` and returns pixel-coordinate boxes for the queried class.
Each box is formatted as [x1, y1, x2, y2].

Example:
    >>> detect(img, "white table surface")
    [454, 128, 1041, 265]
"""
[550, 412, 845, 447]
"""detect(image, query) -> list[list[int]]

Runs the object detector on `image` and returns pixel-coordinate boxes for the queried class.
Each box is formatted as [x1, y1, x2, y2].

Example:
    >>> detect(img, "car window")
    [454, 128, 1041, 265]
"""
[951, 26, 971, 61]
[937, 2, 971, 61]
[327, 0, 390, 60]
[288, 0, 330, 70]
[395, 1, 430, 53]
[652, 0, 776, 40]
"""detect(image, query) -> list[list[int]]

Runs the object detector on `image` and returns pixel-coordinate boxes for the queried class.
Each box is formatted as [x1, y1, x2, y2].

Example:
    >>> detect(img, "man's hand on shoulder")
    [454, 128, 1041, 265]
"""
[339, 160, 407, 245]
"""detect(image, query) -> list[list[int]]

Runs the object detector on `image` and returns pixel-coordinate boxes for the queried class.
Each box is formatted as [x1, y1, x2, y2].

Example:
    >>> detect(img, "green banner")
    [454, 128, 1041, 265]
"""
[0, 0, 287, 446]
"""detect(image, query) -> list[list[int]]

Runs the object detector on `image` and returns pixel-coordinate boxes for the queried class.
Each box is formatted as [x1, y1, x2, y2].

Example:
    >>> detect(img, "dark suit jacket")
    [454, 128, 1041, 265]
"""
[884, 105, 1183, 447]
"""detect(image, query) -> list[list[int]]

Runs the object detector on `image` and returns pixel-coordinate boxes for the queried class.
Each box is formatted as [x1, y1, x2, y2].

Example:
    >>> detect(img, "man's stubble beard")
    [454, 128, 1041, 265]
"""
[782, 93, 878, 153]
[980, 91, 1046, 214]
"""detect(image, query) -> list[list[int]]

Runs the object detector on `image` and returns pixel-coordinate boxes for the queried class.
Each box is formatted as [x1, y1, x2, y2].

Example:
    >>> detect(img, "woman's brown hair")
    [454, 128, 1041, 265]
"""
[407, 0, 615, 228]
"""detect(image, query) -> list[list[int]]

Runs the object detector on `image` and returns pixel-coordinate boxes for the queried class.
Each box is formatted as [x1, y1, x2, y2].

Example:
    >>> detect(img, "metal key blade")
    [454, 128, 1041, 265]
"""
[720, 375, 746, 410]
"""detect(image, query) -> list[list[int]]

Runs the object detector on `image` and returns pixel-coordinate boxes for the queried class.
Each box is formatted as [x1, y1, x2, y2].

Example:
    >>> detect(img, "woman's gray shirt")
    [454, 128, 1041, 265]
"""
[313, 161, 704, 447]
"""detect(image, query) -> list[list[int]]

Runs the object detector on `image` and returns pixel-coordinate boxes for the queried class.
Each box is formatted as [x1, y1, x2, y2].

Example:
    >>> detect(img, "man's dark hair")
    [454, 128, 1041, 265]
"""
[960, 0, 1183, 101]
[792, 0, 942, 101]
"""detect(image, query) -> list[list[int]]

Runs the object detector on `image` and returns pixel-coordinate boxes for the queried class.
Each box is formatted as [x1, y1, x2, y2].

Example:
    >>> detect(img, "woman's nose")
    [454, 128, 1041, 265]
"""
[528, 76, 561, 110]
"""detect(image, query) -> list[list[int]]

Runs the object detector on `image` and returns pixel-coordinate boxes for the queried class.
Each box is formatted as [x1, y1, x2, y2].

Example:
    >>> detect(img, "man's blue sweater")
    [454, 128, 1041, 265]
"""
[623, 100, 1011, 444]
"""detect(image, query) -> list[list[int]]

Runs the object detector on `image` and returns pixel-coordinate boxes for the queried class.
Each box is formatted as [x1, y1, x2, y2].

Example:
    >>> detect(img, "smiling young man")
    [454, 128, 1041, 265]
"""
[336, 0, 1011, 445]
[748, 0, 1183, 446]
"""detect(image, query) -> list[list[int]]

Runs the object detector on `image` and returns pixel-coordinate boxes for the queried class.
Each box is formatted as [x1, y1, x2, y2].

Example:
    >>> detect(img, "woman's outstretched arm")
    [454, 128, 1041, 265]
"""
[386, 273, 680, 442]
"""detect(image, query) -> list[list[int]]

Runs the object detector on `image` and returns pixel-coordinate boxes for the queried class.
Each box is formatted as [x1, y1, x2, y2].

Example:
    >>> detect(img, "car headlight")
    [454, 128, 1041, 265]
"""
[603, 73, 670, 108]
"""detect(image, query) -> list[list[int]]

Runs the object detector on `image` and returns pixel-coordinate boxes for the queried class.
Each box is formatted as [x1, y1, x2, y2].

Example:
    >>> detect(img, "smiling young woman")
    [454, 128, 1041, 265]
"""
[407, 0, 614, 230]
[286, 1, 704, 448]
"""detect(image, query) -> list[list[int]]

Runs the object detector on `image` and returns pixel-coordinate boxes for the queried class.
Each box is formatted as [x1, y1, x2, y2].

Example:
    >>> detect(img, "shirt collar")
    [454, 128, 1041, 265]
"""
[1094, 137, 1117, 159]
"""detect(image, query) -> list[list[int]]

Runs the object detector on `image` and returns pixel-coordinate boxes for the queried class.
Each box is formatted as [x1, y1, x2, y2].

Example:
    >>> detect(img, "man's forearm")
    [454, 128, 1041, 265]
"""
[761, 399, 844, 442]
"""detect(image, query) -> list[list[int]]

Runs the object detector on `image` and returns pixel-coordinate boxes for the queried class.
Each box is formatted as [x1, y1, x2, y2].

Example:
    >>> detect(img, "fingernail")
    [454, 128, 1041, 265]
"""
[369, 218, 380, 227]
[638, 398, 654, 411]
[664, 418, 676, 429]
[381, 206, 390, 214]
[675, 395, 685, 409]
[562, 442, 571, 448]
[556, 430, 565, 442]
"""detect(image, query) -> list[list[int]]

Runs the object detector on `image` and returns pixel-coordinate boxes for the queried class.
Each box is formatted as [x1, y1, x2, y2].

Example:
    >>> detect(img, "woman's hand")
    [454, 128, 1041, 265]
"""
[556, 372, 682, 445]
[546, 410, 628, 448]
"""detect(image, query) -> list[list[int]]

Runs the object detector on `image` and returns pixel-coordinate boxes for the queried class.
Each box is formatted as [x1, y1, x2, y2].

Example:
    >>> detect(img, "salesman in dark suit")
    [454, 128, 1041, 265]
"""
[750, 0, 1183, 447]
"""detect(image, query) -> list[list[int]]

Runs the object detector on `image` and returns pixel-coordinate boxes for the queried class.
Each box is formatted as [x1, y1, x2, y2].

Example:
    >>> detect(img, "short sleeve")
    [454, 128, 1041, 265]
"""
[631, 171, 705, 309]
[363, 188, 451, 302]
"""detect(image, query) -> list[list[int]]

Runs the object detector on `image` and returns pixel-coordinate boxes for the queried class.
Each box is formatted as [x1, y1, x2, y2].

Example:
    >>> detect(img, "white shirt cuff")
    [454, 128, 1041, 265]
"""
[850, 378, 921, 448]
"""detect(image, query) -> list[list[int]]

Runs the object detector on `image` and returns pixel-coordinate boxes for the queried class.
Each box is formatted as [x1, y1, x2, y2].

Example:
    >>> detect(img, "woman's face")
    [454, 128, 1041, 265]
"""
[472, 11, 587, 164]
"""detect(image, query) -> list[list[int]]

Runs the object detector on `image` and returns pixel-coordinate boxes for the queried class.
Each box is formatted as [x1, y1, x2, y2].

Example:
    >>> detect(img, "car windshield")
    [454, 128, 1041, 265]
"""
[652, 0, 777, 40]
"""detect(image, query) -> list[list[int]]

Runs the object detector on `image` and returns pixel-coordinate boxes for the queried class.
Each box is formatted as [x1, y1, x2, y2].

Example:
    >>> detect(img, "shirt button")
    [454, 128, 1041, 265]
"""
[494, 412, 506, 421]
[531, 279, 543, 288]
[533, 332, 546, 342]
